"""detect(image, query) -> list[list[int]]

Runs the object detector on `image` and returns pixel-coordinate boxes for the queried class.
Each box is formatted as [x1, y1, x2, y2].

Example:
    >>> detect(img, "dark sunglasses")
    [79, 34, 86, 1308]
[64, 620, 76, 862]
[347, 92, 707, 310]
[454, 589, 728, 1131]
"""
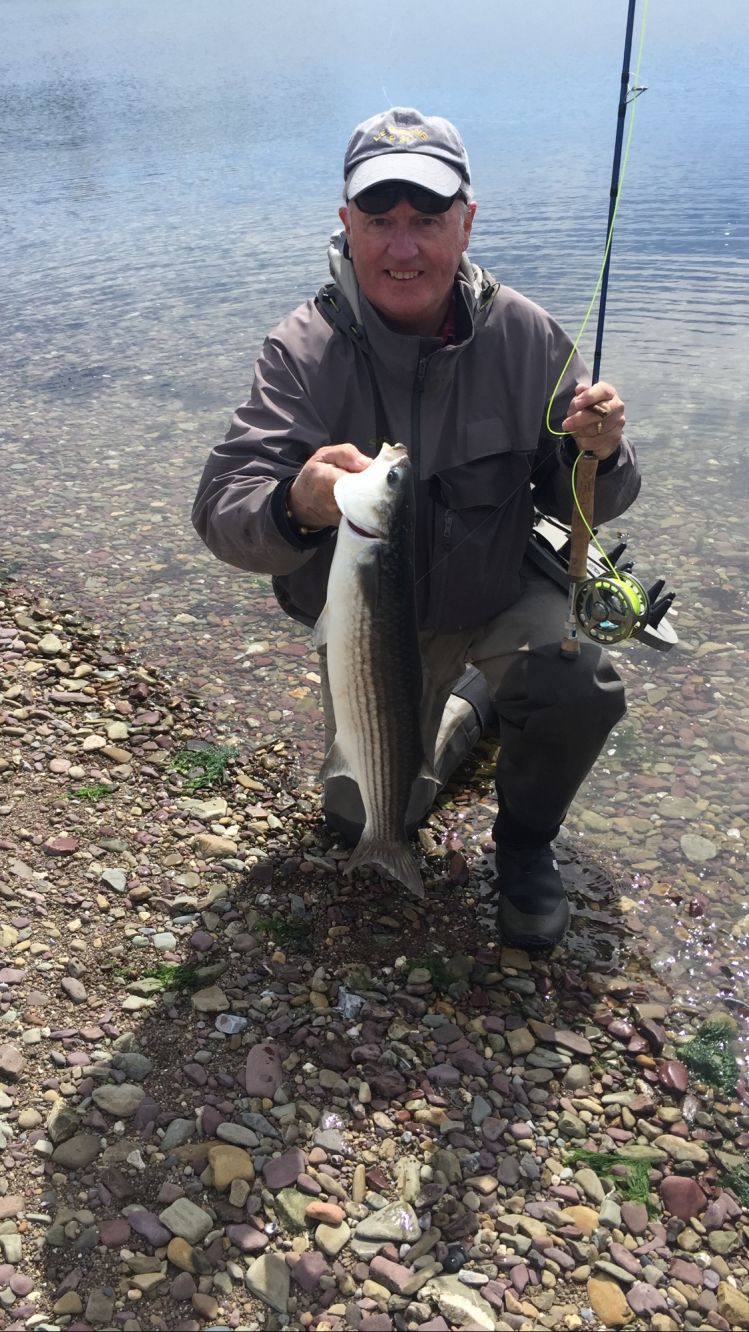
[353, 182, 464, 215]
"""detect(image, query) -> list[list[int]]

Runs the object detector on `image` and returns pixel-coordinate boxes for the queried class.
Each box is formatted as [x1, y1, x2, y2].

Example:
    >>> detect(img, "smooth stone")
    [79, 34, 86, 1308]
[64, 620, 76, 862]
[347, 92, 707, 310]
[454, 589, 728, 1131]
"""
[559, 1205, 600, 1238]
[263, 1146, 305, 1190]
[167, 1237, 197, 1272]
[161, 1118, 196, 1150]
[575, 1168, 606, 1204]
[191, 985, 229, 1013]
[207, 1143, 255, 1191]
[124, 1208, 172, 1247]
[316, 1220, 351, 1257]
[60, 977, 87, 1004]
[273, 1188, 309, 1233]
[627, 1282, 670, 1316]
[423, 1274, 497, 1332]
[587, 1275, 634, 1327]
[717, 1281, 749, 1329]
[558, 1112, 587, 1139]
[112, 1052, 153, 1081]
[245, 1042, 283, 1097]
[660, 1174, 707, 1221]
[225, 1224, 269, 1254]
[620, 1201, 649, 1236]
[354, 1201, 420, 1243]
[654, 1134, 709, 1166]
[158, 1198, 214, 1244]
[101, 869, 127, 892]
[680, 833, 717, 862]
[290, 1250, 330, 1292]
[52, 1133, 103, 1169]
[245, 1253, 290, 1314]
[92, 1083, 145, 1118]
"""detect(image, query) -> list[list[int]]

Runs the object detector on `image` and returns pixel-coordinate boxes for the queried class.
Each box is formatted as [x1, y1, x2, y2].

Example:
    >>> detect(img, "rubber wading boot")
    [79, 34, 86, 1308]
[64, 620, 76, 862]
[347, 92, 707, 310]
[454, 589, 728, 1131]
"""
[495, 842, 570, 951]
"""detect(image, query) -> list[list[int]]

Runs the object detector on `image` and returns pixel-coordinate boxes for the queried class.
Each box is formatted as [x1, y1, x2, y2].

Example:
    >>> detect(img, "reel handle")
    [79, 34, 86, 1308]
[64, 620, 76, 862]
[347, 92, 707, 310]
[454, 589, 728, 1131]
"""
[561, 452, 599, 657]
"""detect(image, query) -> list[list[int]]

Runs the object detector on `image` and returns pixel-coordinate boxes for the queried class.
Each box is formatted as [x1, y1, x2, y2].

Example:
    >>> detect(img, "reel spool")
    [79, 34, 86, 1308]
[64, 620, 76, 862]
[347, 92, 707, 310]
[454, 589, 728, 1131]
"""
[573, 572, 649, 644]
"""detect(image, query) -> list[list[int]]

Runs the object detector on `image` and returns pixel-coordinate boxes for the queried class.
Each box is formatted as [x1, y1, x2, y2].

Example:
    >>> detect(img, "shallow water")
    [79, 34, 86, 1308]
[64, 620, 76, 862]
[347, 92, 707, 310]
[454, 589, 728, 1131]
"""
[2, 0, 748, 1014]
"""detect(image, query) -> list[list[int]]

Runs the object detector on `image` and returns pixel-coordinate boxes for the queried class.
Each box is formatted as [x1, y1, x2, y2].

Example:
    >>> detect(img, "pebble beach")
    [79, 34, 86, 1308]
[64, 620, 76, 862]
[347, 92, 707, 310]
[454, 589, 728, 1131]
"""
[3, 578, 749, 1332]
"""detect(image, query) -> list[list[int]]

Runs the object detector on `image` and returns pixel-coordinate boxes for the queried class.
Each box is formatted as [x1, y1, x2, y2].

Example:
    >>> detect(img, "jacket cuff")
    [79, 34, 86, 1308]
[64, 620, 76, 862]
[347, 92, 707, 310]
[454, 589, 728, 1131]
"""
[270, 477, 335, 551]
[561, 435, 621, 474]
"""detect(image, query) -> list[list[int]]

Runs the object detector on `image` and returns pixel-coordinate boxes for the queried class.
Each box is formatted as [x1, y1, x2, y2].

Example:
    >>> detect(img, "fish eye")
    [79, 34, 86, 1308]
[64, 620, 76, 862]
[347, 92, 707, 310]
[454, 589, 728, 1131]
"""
[386, 467, 399, 486]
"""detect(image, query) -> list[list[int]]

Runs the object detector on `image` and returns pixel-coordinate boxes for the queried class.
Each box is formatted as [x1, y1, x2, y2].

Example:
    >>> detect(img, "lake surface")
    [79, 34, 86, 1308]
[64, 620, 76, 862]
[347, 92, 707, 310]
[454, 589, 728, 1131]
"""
[2, 0, 748, 1016]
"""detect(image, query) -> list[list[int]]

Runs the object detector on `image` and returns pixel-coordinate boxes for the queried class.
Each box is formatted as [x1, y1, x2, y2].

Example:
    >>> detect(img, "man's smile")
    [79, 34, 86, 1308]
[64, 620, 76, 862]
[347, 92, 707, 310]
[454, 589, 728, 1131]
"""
[387, 270, 421, 280]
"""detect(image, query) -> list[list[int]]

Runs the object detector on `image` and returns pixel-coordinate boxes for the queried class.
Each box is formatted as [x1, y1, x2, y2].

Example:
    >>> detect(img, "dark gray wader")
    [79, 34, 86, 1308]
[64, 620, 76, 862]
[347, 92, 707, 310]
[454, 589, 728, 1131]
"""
[321, 559, 626, 847]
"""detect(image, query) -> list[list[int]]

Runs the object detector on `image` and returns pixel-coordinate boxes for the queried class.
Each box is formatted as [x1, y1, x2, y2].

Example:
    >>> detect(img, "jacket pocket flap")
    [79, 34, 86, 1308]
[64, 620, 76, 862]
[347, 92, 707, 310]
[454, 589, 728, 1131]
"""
[437, 426, 534, 509]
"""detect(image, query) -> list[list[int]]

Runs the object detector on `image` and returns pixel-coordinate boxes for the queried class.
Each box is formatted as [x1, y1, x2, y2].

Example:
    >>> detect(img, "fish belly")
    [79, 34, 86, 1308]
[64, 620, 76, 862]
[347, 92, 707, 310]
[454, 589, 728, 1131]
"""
[323, 529, 424, 892]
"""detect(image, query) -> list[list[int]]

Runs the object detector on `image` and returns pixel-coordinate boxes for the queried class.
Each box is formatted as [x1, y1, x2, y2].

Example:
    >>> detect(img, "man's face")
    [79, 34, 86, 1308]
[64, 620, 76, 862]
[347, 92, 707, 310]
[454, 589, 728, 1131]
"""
[339, 194, 476, 337]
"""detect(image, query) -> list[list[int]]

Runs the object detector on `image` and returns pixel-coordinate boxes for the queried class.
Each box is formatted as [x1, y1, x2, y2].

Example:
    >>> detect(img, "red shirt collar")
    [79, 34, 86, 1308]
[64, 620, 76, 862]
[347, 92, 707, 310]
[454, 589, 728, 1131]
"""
[438, 296, 458, 346]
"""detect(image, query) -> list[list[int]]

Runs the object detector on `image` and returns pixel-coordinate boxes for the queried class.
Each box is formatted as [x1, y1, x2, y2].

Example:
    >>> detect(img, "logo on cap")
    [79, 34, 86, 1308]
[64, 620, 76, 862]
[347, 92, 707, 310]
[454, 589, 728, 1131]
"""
[372, 124, 429, 147]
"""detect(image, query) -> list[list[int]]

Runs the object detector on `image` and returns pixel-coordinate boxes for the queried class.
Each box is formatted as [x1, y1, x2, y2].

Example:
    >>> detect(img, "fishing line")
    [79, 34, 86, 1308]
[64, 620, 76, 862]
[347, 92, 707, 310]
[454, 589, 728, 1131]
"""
[544, 0, 650, 446]
[415, 0, 652, 640]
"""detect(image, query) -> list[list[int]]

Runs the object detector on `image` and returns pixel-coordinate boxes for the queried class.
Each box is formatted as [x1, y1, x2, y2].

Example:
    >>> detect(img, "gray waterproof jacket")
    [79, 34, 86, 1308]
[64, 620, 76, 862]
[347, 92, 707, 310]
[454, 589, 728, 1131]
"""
[192, 235, 641, 632]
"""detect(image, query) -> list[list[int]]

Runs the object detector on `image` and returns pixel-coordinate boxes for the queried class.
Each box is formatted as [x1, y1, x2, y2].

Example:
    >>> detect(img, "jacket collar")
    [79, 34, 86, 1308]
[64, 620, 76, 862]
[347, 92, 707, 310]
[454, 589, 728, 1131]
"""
[325, 229, 495, 354]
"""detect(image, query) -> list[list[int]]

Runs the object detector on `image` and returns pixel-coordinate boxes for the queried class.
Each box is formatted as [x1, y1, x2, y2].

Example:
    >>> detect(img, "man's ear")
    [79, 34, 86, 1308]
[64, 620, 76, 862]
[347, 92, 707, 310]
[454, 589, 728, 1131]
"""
[462, 200, 477, 250]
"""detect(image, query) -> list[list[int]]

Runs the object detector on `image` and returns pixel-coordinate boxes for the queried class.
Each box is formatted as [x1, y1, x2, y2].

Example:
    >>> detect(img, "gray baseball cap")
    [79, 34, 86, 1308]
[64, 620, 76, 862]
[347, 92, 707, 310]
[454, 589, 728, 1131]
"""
[343, 107, 471, 200]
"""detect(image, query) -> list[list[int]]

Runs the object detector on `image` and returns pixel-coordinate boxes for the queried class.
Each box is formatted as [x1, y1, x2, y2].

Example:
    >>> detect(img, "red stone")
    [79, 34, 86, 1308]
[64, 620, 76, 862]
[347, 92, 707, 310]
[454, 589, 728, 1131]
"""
[658, 1060, 689, 1094]
[44, 836, 79, 855]
[305, 1200, 344, 1226]
[660, 1174, 707, 1221]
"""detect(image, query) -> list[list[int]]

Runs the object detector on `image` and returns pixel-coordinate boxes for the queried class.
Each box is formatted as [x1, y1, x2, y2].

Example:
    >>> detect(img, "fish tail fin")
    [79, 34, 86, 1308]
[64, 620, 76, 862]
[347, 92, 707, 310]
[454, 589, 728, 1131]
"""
[345, 835, 424, 898]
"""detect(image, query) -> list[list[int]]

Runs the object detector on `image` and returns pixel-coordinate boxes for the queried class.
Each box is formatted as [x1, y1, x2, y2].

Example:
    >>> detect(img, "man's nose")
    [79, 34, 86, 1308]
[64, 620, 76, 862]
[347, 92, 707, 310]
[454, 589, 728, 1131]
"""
[386, 226, 420, 261]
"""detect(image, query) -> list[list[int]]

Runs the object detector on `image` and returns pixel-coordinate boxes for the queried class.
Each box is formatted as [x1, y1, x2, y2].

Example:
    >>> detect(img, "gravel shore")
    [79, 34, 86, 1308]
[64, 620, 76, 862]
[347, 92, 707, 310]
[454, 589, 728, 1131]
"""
[2, 577, 749, 1332]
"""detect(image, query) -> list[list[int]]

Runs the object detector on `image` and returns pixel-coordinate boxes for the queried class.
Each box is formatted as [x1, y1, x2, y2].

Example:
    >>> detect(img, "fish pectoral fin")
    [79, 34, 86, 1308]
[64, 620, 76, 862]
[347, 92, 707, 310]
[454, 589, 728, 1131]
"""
[344, 835, 424, 898]
[319, 740, 354, 782]
[312, 604, 329, 649]
[418, 759, 441, 788]
[358, 546, 380, 609]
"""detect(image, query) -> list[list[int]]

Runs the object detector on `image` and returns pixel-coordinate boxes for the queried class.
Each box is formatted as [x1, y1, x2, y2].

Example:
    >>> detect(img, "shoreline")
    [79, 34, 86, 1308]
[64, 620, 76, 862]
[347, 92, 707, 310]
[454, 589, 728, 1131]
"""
[2, 574, 749, 1332]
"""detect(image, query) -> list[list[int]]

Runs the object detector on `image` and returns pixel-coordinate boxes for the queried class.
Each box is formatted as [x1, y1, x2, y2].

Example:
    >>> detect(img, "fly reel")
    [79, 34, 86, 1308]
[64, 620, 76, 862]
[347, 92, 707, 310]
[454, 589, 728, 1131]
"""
[573, 572, 650, 644]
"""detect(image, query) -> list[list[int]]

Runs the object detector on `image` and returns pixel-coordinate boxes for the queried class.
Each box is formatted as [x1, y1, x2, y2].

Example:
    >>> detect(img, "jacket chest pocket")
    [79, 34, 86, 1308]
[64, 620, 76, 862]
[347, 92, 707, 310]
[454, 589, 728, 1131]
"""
[434, 419, 534, 515]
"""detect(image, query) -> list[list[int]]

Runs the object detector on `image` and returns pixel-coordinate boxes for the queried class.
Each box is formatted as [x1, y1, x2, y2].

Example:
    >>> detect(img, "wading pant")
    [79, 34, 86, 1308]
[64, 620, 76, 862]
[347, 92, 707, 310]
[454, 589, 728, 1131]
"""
[321, 559, 627, 847]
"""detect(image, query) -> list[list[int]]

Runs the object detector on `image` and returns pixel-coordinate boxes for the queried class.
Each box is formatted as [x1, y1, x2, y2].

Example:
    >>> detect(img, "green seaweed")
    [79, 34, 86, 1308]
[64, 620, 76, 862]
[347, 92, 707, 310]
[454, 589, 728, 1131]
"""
[113, 962, 203, 991]
[69, 782, 111, 803]
[411, 953, 471, 998]
[170, 742, 235, 792]
[679, 1017, 739, 1096]
[721, 1161, 749, 1208]
[566, 1147, 658, 1215]
[414, 954, 453, 996]
[255, 914, 312, 952]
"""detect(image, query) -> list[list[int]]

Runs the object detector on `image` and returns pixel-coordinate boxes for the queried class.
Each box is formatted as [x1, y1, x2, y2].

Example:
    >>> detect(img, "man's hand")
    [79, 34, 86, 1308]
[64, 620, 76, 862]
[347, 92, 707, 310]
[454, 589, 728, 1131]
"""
[288, 444, 372, 530]
[562, 381, 625, 461]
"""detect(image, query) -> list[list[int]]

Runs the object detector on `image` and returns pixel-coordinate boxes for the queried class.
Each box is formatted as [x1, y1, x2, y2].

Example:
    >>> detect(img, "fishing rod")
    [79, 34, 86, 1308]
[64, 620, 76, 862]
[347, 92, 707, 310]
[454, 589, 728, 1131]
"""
[557, 0, 674, 658]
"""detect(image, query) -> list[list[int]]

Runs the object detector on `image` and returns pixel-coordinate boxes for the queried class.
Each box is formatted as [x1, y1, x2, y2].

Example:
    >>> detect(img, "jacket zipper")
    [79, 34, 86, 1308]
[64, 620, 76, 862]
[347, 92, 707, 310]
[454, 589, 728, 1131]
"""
[410, 353, 428, 475]
[411, 352, 430, 617]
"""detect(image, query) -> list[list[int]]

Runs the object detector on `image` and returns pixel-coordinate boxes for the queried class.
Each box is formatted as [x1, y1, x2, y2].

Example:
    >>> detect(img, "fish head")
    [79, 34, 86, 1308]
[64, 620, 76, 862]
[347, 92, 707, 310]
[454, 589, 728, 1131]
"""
[334, 442, 412, 540]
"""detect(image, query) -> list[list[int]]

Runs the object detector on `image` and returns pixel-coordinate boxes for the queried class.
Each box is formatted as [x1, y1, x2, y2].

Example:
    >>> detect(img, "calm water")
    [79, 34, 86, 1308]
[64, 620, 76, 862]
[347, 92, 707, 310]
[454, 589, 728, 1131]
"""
[2, 0, 748, 1011]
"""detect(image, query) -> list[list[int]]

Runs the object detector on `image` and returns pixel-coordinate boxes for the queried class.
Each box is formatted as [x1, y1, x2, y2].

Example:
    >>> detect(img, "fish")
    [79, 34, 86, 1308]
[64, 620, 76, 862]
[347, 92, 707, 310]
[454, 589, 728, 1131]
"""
[314, 441, 435, 895]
